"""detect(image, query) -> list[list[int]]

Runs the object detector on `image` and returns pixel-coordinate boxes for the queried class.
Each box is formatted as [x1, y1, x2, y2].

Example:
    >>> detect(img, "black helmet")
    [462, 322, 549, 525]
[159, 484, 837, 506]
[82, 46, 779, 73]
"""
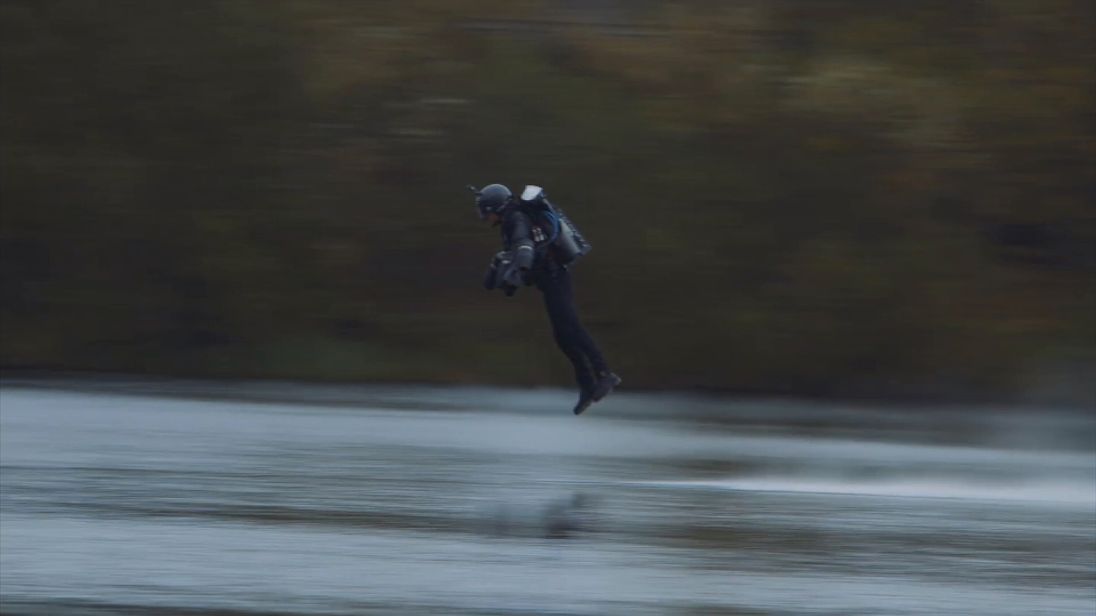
[475, 183, 512, 220]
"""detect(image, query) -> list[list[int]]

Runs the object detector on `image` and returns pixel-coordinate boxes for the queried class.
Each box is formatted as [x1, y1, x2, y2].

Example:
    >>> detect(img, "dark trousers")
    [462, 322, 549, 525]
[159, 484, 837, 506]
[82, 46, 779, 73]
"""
[536, 267, 608, 393]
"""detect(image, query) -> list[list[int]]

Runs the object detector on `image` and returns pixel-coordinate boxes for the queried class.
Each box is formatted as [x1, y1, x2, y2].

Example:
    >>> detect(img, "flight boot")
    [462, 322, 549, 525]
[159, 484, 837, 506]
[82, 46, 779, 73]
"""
[591, 371, 622, 402]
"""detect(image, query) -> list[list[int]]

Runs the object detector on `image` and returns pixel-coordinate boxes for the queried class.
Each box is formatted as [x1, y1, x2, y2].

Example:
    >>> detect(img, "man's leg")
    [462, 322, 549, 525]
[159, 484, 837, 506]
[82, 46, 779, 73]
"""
[539, 271, 597, 394]
[539, 268, 619, 411]
[546, 269, 610, 374]
[551, 269, 621, 401]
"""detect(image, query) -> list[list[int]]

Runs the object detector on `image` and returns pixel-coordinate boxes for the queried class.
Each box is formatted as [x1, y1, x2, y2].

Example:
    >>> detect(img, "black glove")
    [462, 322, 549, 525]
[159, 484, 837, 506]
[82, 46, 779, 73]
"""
[485, 251, 521, 296]
[483, 263, 499, 290]
[501, 263, 527, 289]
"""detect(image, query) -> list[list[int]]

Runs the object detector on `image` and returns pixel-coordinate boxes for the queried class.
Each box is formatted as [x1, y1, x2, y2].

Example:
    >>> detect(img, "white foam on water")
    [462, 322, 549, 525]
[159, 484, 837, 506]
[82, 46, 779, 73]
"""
[639, 475, 1096, 508]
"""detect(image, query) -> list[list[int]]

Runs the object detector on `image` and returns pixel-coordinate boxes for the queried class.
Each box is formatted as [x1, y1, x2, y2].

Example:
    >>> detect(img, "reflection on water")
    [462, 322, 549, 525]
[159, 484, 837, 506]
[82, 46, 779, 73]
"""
[1, 382, 1094, 615]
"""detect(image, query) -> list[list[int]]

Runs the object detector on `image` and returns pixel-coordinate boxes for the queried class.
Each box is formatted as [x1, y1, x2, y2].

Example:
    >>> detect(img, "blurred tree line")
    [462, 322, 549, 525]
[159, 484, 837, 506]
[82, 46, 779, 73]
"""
[2, 0, 1093, 403]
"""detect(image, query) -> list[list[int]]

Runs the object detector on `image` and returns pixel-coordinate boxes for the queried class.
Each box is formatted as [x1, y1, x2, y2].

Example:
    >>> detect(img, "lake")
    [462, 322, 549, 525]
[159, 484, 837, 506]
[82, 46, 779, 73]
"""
[1, 379, 1093, 615]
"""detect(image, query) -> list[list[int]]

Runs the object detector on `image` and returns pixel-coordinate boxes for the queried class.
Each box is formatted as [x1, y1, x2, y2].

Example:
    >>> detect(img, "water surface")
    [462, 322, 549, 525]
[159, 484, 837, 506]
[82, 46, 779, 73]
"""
[1, 382, 1093, 615]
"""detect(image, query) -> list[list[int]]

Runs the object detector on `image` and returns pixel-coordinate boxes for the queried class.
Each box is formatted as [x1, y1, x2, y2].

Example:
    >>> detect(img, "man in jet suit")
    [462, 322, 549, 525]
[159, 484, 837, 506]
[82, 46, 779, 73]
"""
[473, 183, 621, 415]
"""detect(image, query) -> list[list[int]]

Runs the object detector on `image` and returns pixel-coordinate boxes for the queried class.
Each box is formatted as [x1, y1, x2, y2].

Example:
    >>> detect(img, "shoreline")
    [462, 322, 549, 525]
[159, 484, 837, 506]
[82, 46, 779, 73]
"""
[2, 367, 1092, 415]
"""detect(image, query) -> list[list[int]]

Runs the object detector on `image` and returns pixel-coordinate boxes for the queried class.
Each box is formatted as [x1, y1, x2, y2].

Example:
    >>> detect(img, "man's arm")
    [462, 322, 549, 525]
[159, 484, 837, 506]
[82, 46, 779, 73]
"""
[506, 211, 536, 272]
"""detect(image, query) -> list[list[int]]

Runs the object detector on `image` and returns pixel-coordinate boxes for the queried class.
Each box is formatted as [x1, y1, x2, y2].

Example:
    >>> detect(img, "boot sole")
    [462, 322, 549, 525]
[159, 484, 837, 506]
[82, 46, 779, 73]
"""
[591, 375, 621, 402]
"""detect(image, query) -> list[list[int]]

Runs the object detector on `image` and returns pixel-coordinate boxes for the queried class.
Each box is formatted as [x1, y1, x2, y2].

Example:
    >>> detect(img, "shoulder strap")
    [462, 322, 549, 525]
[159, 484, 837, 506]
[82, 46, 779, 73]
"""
[540, 209, 561, 244]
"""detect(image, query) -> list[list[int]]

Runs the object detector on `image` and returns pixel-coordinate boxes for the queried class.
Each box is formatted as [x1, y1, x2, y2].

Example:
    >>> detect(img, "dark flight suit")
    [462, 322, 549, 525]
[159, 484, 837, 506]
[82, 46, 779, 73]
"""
[494, 206, 610, 395]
